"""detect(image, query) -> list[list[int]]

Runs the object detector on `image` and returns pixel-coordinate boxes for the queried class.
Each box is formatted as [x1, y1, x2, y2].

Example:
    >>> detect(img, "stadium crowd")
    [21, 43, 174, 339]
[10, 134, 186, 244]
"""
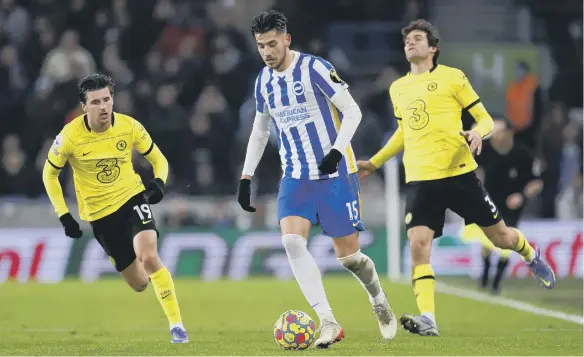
[0, 0, 581, 222]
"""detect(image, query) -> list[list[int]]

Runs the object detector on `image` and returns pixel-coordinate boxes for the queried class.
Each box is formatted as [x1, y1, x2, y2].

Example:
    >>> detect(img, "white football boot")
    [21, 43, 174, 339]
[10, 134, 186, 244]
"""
[372, 296, 398, 340]
[314, 319, 344, 349]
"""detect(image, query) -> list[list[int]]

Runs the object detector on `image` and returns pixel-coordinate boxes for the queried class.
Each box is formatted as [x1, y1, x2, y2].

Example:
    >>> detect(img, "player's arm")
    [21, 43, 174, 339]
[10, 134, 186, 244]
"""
[133, 121, 168, 204]
[309, 58, 362, 174]
[370, 120, 404, 168]
[309, 58, 361, 155]
[241, 111, 271, 180]
[42, 133, 82, 238]
[238, 73, 271, 212]
[454, 69, 494, 154]
[42, 133, 71, 217]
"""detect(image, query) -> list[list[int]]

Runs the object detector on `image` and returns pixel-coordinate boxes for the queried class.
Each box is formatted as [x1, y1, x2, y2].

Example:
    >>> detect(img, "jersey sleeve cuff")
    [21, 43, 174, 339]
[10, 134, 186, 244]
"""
[141, 142, 154, 156]
[47, 158, 64, 170]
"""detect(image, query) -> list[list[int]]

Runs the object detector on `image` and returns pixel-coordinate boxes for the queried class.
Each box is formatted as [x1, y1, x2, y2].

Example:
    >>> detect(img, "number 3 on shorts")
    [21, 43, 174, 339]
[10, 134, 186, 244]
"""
[133, 204, 152, 222]
[484, 194, 497, 213]
[346, 200, 359, 221]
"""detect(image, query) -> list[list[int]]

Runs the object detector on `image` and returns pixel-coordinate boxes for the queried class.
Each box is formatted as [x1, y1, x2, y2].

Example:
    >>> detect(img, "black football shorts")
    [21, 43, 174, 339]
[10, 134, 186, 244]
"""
[90, 192, 159, 272]
[404, 171, 503, 238]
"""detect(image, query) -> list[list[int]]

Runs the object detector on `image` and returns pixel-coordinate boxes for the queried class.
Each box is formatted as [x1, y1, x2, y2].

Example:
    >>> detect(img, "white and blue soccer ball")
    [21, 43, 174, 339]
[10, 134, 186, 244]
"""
[273, 310, 316, 350]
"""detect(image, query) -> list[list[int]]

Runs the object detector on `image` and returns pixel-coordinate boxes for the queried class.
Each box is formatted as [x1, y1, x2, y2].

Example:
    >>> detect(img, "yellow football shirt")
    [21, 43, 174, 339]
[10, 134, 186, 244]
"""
[46, 112, 157, 221]
[389, 64, 482, 182]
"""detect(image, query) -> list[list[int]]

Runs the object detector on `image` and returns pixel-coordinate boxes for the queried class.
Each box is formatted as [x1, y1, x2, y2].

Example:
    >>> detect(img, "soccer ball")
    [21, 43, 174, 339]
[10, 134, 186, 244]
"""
[273, 310, 316, 350]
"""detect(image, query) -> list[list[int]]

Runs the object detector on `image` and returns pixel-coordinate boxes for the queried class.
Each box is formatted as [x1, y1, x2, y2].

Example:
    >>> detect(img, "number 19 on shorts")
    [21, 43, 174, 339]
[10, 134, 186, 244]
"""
[133, 204, 153, 223]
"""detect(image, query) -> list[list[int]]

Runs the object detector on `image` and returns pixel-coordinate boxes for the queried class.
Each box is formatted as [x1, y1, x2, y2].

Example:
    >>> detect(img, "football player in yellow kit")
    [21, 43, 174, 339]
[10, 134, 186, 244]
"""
[42, 74, 188, 343]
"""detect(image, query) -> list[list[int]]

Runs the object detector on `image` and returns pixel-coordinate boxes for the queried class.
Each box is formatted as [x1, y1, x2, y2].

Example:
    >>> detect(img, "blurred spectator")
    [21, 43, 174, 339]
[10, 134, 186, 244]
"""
[0, 0, 578, 226]
[537, 102, 568, 218]
[0, 0, 31, 48]
[0, 134, 42, 197]
[505, 61, 542, 150]
[40, 29, 96, 84]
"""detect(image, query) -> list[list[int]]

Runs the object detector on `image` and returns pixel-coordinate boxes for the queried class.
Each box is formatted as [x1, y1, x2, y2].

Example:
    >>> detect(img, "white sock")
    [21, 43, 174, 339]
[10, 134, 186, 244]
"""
[170, 322, 184, 331]
[282, 234, 335, 322]
[422, 312, 436, 325]
[338, 251, 384, 305]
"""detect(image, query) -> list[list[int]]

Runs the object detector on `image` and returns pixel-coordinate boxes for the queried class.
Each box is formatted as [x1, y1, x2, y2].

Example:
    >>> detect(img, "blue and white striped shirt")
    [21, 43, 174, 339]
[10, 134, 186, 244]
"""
[255, 51, 358, 180]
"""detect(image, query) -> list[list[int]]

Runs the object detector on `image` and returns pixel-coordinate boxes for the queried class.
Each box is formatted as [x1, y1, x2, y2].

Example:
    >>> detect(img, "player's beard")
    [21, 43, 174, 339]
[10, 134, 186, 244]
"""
[265, 56, 281, 69]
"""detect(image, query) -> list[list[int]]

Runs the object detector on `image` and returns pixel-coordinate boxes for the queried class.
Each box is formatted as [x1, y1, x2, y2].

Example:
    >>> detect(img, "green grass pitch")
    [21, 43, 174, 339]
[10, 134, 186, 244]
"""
[0, 277, 581, 355]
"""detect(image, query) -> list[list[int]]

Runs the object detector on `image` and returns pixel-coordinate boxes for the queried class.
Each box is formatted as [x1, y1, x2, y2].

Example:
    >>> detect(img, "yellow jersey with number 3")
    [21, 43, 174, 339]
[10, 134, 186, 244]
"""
[47, 112, 153, 221]
[389, 64, 481, 182]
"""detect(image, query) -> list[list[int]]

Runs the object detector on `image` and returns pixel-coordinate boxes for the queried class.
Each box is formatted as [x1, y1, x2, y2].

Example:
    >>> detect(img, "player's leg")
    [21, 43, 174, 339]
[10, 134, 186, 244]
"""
[489, 210, 517, 294]
[399, 180, 444, 336]
[452, 172, 555, 289]
[90, 217, 150, 292]
[319, 173, 397, 341]
[491, 249, 511, 295]
[460, 223, 500, 289]
[128, 195, 188, 343]
[480, 221, 556, 289]
[278, 177, 338, 347]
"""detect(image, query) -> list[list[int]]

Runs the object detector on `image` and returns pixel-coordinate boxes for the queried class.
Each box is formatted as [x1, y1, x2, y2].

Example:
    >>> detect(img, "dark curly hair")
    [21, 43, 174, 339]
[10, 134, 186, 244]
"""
[78, 73, 115, 103]
[251, 10, 288, 37]
[402, 19, 441, 66]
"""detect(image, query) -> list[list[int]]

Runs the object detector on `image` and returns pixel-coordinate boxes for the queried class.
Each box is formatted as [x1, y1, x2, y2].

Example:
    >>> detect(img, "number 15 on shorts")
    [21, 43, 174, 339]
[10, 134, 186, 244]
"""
[346, 200, 359, 222]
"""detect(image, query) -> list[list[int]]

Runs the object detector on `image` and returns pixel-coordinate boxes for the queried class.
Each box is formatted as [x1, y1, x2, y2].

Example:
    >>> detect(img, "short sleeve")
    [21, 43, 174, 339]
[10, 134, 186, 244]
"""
[132, 120, 154, 155]
[452, 69, 480, 109]
[47, 132, 71, 169]
[309, 57, 349, 100]
[255, 70, 268, 114]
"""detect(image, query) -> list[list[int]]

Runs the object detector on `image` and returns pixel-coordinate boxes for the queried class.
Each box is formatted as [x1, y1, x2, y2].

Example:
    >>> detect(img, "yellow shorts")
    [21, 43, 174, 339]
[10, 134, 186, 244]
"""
[460, 224, 512, 258]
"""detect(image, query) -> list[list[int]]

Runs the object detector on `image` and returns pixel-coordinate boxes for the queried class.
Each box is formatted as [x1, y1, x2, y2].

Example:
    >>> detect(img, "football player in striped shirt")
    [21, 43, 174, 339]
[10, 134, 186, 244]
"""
[237, 10, 397, 348]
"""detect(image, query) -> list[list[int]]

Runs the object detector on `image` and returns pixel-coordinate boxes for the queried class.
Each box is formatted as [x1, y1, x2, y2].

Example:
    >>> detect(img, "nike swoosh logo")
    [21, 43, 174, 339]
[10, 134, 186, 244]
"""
[82, 152, 91, 156]
[539, 277, 551, 287]
[493, 212, 499, 219]
[142, 220, 152, 224]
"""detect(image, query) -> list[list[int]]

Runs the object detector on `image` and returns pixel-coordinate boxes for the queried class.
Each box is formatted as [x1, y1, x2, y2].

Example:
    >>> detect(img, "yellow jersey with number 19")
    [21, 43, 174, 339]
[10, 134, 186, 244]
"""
[47, 112, 154, 221]
[389, 64, 481, 182]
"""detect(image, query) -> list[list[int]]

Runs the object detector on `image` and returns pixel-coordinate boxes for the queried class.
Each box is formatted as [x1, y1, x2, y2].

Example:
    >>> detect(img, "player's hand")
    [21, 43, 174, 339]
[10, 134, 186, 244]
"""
[318, 149, 342, 174]
[357, 160, 377, 180]
[524, 179, 543, 198]
[237, 178, 256, 212]
[460, 130, 483, 155]
[59, 213, 83, 239]
[506, 193, 524, 210]
[145, 178, 165, 204]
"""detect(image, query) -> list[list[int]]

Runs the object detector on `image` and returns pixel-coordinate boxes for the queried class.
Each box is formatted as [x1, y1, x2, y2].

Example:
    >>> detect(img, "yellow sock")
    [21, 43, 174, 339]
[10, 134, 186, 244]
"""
[512, 228, 535, 262]
[150, 266, 183, 326]
[412, 264, 435, 319]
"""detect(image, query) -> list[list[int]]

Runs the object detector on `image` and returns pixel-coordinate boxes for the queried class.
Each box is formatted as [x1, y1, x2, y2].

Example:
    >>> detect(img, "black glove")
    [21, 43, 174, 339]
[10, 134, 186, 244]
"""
[145, 178, 165, 204]
[318, 149, 343, 174]
[238, 179, 256, 212]
[59, 213, 82, 238]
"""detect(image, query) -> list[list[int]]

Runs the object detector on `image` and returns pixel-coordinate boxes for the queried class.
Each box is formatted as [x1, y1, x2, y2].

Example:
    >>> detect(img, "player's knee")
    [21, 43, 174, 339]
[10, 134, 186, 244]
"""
[132, 282, 149, 292]
[139, 251, 161, 272]
[127, 277, 149, 292]
[337, 251, 372, 274]
[282, 234, 308, 259]
[408, 234, 432, 252]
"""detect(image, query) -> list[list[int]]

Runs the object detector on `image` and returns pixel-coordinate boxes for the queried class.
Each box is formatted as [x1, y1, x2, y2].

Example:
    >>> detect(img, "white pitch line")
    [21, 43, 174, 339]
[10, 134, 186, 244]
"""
[433, 282, 584, 325]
